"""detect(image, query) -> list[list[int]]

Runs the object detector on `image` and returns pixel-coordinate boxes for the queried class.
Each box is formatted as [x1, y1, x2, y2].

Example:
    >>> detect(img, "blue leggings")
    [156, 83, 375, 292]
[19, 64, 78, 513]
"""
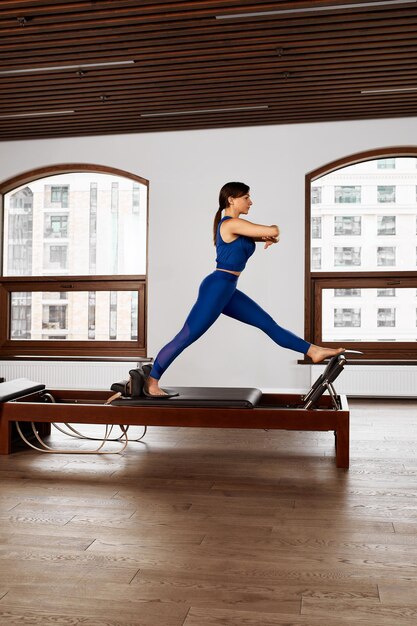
[150, 270, 311, 380]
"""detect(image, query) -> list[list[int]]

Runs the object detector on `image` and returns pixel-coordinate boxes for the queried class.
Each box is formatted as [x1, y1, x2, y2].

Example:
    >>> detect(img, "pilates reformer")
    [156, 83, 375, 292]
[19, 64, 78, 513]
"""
[0, 353, 351, 467]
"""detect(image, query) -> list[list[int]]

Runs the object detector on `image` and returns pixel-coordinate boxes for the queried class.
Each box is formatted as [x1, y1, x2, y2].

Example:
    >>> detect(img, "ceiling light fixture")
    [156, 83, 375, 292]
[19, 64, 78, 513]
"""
[141, 105, 269, 117]
[0, 110, 75, 119]
[216, 0, 417, 19]
[361, 86, 417, 93]
[0, 60, 135, 75]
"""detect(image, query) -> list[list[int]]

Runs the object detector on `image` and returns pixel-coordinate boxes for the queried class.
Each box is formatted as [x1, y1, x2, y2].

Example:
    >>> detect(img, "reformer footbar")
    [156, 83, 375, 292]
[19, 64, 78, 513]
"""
[302, 350, 363, 410]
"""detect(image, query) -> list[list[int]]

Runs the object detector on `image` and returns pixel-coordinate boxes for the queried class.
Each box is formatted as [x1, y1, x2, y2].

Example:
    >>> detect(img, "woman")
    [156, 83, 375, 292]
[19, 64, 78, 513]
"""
[145, 182, 344, 397]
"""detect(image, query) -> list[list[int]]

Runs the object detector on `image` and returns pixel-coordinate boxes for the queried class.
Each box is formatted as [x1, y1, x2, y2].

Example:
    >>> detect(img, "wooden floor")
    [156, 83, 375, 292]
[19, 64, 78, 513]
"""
[0, 399, 416, 625]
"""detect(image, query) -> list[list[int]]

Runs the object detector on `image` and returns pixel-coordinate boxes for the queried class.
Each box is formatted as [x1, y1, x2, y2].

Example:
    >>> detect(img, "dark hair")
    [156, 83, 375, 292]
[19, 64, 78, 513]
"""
[213, 181, 250, 244]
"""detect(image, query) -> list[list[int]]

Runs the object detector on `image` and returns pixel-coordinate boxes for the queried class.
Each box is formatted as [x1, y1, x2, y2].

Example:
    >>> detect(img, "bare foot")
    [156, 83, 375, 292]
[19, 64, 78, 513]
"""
[144, 375, 169, 397]
[307, 345, 345, 364]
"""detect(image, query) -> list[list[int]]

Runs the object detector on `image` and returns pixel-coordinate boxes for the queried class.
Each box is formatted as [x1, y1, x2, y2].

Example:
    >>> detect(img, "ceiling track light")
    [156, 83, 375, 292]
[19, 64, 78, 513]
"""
[0, 110, 75, 119]
[215, 0, 417, 19]
[361, 86, 417, 93]
[0, 60, 135, 75]
[141, 105, 269, 117]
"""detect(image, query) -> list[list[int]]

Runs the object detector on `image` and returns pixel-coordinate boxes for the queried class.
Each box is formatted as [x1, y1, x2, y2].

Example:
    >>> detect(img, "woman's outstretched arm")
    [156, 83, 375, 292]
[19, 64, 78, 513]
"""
[222, 218, 279, 239]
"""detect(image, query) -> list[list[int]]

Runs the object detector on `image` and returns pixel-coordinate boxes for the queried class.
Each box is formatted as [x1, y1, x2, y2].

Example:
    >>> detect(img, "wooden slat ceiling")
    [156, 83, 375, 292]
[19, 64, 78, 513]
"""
[1, 0, 417, 140]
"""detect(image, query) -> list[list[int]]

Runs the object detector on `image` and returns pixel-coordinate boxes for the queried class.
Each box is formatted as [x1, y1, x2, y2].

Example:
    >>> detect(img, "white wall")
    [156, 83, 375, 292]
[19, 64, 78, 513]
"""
[1, 116, 417, 391]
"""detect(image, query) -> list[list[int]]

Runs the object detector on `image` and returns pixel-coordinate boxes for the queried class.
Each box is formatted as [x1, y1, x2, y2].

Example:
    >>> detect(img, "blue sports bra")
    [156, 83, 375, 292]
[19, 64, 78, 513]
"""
[216, 216, 256, 272]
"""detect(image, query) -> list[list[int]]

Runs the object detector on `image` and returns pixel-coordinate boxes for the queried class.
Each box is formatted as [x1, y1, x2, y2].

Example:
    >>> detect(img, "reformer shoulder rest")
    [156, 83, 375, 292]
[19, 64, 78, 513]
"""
[0, 378, 45, 403]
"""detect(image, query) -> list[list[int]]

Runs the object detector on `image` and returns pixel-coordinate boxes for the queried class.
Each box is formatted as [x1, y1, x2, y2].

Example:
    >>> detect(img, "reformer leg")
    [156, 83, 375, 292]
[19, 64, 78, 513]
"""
[335, 413, 349, 469]
[0, 413, 12, 455]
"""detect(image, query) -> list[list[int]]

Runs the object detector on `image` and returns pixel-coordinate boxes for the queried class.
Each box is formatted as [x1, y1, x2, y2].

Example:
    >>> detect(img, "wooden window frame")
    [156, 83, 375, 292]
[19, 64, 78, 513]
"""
[0, 164, 148, 359]
[305, 147, 417, 362]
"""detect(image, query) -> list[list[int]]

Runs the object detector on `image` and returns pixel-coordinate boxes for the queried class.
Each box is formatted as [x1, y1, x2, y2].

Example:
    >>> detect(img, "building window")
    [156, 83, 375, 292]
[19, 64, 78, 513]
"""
[132, 183, 141, 213]
[377, 158, 396, 169]
[377, 308, 396, 327]
[44, 214, 68, 238]
[334, 216, 361, 236]
[334, 186, 361, 203]
[89, 182, 97, 274]
[43, 244, 68, 271]
[131, 292, 138, 340]
[311, 247, 321, 270]
[42, 304, 68, 331]
[10, 292, 32, 339]
[7, 187, 33, 276]
[334, 247, 361, 266]
[1, 166, 148, 358]
[311, 186, 322, 204]
[377, 247, 396, 267]
[312, 217, 321, 239]
[377, 216, 396, 235]
[377, 288, 396, 297]
[50, 185, 69, 207]
[334, 289, 361, 297]
[307, 151, 417, 359]
[88, 291, 96, 340]
[377, 185, 396, 203]
[334, 308, 361, 327]
[109, 291, 117, 340]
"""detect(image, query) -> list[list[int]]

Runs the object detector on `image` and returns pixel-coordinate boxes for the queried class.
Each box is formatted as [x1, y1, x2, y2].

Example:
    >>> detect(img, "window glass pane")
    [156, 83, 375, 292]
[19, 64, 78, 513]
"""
[334, 247, 361, 266]
[377, 308, 396, 327]
[10, 292, 32, 339]
[9, 290, 139, 341]
[377, 246, 396, 266]
[334, 308, 361, 327]
[311, 157, 417, 272]
[334, 186, 361, 203]
[334, 216, 361, 235]
[311, 186, 322, 204]
[322, 288, 417, 341]
[334, 288, 361, 297]
[377, 215, 396, 235]
[311, 216, 321, 239]
[377, 158, 396, 169]
[3, 173, 147, 276]
[311, 247, 321, 269]
[377, 288, 395, 297]
[378, 185, 396, 203]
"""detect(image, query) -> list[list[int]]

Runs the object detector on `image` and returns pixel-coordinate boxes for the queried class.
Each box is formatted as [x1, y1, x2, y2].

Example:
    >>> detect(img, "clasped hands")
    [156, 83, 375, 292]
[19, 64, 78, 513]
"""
[262, 231, 280, 249]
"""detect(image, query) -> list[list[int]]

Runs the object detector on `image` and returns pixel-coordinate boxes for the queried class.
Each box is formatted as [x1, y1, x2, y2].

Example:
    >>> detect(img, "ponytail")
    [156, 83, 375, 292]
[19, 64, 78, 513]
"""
[213, 207, 222, 244]
[213, 181, 250, 245]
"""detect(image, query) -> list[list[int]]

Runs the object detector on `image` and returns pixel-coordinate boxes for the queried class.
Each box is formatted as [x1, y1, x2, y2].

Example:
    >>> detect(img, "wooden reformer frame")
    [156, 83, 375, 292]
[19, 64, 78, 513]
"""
[0, 356, 350, 468]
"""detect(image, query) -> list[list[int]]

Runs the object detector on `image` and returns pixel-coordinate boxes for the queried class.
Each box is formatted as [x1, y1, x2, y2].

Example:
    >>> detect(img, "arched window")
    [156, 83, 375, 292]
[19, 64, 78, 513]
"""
[306, 148, 417, 361]
[0, 164, 148, 358]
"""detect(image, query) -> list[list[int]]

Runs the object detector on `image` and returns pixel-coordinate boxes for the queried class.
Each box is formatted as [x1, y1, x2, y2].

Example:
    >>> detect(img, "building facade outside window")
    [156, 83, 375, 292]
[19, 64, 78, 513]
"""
[307, 153, 417, 358]
[0, 166, 148, 358]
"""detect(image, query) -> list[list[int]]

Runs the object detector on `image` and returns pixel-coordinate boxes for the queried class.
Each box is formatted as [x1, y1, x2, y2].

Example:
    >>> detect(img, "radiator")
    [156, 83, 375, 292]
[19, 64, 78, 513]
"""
[1, 361, 415, 397]
[0, 361, 138, 390]
[311, 364, 417, 397]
